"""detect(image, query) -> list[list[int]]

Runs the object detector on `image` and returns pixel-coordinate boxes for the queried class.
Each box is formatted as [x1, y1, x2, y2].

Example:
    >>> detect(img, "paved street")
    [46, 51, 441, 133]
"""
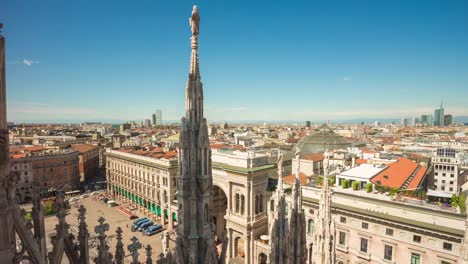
[43, 196, 175, 263]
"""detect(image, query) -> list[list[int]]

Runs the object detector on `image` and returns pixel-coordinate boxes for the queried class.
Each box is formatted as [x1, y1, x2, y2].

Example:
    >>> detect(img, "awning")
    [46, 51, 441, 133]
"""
[427, 189, 453, 198]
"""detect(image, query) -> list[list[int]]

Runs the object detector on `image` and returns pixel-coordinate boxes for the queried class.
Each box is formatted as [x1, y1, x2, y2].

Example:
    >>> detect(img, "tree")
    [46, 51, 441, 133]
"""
[341, 179, 349, 189]
[366, 183, 373, 193]
[43, 200, 56, 216]
[459, 194, 467, 214]
[317, 176, 323, 186]
[352, 181, 359, 191]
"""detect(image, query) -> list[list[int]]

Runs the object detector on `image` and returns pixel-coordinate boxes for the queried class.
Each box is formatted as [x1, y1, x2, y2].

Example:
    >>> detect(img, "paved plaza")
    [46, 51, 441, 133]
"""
[43, 196, 175, 263]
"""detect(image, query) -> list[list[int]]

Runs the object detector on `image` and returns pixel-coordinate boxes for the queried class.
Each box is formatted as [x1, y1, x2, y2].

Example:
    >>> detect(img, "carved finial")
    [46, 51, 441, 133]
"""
[94, 217, 113, 264]
[95, 217, 109, 237]
[323, 149, 331, 177]
[276, 151, 284, 195]
[145, 245, 153, 264]
[115, 227, 125, 264]
[53, 191, 68, 219]
[128, 236, 142, 264]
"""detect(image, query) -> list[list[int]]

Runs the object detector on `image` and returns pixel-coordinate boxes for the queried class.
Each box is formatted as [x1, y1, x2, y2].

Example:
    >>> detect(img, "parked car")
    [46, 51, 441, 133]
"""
[131, 219, 150, 232]
[129, 215, 139, 220]
[144, 224, 163, 236]
[137, 221, 154, 232]
[131, 217, 148, 230]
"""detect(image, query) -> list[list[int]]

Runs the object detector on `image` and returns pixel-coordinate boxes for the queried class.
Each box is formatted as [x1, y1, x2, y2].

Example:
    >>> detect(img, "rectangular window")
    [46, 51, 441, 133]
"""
[413, 235, 421, 243]
[384, 245, 393, 261]
[443, 242, 452, 251]
[386, 228, 393, 236]
[362, 222, 369, 229]
[340, 216, 346, 223]
[411, 253, 420, 264]
[360, 238, 368, 253]
[339, 231, 346, 246]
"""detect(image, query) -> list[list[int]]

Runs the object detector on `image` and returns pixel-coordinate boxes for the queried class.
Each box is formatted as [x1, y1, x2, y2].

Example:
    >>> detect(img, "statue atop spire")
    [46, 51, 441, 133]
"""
[190, 6, 200, 37]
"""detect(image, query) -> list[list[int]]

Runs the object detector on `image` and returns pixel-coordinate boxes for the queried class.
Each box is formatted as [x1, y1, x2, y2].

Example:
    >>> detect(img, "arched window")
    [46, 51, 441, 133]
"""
[255, 195, 259, 214]
[308, 219, 315, 234]
[308, 244, 313, 263]
[241, 195, 245, 215]
[259, 194, 263, 213]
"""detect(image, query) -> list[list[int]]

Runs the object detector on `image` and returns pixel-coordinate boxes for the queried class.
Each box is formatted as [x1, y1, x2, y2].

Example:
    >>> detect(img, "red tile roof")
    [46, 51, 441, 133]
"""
[9, 146, 46, 154]
[301, 153, 323, 162]
[283, 172, 308, 186]
[71, 144, 98, 153]
[370, 157, 427, 189]
[407, 166, 427, 189]
[356, 158, 367, 165]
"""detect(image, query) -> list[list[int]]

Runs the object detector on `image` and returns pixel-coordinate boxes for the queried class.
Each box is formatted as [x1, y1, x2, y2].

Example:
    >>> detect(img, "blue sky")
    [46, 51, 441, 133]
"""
[2, 0, 468, 123]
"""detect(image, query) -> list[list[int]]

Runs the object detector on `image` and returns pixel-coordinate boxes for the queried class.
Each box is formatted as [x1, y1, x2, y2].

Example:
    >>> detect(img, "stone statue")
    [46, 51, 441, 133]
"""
[189, 5, 200, 36]
[323, 149, 330, 175]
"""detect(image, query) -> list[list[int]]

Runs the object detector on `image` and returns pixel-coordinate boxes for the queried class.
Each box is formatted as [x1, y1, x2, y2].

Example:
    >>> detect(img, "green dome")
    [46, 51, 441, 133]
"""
[296, 124, 351, 156]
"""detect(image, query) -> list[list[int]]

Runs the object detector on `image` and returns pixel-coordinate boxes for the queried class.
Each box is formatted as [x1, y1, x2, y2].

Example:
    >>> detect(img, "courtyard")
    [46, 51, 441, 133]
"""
[43, 195, 175, 263]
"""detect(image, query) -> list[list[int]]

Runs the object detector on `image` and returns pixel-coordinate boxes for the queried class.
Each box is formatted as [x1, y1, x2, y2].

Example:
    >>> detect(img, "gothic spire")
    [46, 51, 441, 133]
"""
[175, 6, 224, 264]
[185, 5, 203, 123]
[312, 150, 336, 264]
[288, 148, 307, 264]
[269, 152, 289, 264]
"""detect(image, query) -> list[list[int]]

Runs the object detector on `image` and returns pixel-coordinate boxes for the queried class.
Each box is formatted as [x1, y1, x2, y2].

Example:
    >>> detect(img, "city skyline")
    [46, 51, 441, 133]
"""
[3, 0, 468, 122]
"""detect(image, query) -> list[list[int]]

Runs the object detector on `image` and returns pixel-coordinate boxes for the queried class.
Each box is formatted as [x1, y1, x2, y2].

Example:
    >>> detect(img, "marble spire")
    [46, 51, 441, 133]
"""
[312, 150, 336, 264]
[269, 152, 289, 264]
[0, 22, 15, 262]
[174, 5, 221, 264]
[288, 148, 307, 264]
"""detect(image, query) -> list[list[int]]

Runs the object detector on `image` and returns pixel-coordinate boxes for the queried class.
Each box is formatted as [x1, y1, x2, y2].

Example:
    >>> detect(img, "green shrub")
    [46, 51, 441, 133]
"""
[317, 176, 323, 186]
[366, 183, 373, 193]
[25, 212, 32, 221]
[43, 200, 56, 216]
[459, 194, 467, 214]
[352, 181, 359, 191]
[390, 187, 399, 196]
[341, 179, 349, 189]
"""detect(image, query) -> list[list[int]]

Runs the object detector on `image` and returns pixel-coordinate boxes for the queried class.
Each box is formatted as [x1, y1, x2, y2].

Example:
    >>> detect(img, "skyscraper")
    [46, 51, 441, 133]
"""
[155, 109, 162, 126]
[434, 101, 444, 126]
[420, 115, 433, 127]
[145, 119, 151, 128]
[444, 114, 453, 126]
[152, 113, 156, 126]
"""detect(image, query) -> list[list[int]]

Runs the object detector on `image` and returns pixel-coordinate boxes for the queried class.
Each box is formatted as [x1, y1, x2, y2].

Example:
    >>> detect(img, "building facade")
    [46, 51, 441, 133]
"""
[71, 144, 99, 183]
[431, 148, 464, 195]
[106, 149, 179, 229]
[302, 186, 464, 264]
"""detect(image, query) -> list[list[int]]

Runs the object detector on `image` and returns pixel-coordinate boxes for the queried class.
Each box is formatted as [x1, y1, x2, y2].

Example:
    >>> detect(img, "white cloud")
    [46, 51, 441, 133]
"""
[23, 59, 39, 66]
